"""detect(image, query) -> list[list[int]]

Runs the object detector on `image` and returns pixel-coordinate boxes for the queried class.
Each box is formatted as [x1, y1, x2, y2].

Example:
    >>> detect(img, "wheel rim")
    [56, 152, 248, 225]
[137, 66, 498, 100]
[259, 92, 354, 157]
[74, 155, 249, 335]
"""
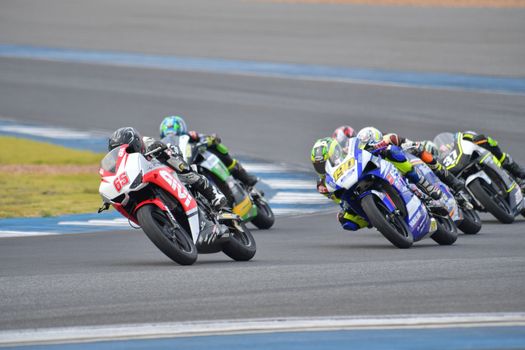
[151, 210, 194, 253]
[376, 199, 410, 239]
[481, 181, 512, 214]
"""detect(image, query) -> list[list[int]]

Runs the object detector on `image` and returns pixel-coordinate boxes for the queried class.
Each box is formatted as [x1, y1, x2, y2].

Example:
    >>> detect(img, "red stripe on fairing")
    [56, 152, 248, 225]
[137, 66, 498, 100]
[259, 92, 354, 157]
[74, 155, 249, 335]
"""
[99, 168, 115, 177]
[114, 144, 129, 173]
[114, 203, 138, 225]
[133, 199, 167, 215]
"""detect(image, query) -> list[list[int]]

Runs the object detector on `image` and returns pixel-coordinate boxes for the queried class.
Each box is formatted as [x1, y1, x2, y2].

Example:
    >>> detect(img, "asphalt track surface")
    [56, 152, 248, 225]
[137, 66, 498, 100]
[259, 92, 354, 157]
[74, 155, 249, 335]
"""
[1, 0, 525, 334]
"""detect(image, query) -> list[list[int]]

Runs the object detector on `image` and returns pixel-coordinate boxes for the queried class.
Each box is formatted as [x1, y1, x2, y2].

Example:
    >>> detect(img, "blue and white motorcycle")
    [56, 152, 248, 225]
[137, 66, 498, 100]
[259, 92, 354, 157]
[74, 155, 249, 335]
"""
[405, 153, 482, 235]
[325, 138, 457, 249]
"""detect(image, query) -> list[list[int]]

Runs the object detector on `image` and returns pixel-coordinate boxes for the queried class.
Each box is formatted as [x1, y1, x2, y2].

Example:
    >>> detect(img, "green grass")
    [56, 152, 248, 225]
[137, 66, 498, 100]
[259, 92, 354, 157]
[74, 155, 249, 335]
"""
[0, 135, 103, 165]
[0, 173, 102, 218]
[0, 136, 105, 218]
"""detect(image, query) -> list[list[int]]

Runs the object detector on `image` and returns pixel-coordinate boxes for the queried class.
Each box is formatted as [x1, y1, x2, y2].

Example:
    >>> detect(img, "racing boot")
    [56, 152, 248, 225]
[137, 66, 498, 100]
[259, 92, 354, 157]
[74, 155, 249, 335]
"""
[231, 161, 258, 187]
[408, 183, 448, 216]
[416, 176, 443, 200]
[197, 176, 227, 211]
[501, 154, 525, 188]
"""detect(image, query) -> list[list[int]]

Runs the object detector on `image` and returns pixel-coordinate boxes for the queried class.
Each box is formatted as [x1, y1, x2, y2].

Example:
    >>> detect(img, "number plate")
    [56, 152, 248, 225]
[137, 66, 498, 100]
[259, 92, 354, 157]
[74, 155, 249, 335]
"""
[333, 158, 355, 181]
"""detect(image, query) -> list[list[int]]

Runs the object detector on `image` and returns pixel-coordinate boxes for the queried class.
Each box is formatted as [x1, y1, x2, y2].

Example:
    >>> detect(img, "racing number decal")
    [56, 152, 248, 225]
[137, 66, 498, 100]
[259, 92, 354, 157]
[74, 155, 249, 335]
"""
[333, 158, 355, 181]
[113, 172, 130, 192]
[443, 150, 458, 168]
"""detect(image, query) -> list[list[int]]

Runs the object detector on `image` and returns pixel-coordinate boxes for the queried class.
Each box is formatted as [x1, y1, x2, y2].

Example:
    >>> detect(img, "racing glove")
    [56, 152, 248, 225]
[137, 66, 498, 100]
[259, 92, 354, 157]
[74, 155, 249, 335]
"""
[205, 134, 221, 146]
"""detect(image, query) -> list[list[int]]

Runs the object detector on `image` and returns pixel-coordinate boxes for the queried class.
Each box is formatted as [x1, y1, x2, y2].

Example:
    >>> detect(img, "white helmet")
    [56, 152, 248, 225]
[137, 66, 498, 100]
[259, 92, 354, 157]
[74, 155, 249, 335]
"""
[357, 127, 383, 147]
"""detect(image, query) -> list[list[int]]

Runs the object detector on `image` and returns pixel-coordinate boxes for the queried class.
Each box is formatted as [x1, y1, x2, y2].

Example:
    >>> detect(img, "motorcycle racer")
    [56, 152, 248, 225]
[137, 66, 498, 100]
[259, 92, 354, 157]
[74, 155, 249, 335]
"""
[159, 115, 258, 187]
[311, 137, 370, 231]
[332, 125, 356, 151]
[456, 132, 524, 189]
[377, 132, 472, 208]
[357, 127, 445, 202]
[108, 127, 226, 210]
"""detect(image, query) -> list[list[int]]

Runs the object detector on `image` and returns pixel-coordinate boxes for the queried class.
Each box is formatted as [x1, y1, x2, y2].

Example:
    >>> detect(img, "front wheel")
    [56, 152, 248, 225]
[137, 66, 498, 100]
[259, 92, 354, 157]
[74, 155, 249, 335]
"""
[136, 204, 198, 265]
[457, 208, 482, 235]
[469, 179, 514, 224]
[431, 216, 458, 245]
[222, 222, 256, 261]
[251, 197, 275, 229]
[361, 194, 413, 249]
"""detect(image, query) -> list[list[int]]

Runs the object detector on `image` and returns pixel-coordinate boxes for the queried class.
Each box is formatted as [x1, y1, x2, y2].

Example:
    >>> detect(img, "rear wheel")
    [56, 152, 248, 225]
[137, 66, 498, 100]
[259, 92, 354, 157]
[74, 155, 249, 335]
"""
[469, 179, 514, 224]
[431, 216, 458, 245]
[457, 208, 482, 235]
[136, 204, 197, 265]
[251, 197, 275, 229]
[222, 222, 256, 261]
[361, 194, 413, 249]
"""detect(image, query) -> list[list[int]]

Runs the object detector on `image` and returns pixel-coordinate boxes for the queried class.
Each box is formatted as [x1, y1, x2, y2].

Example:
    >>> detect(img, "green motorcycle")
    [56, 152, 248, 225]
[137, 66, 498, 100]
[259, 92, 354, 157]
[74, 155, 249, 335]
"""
[162, 135, 275, 229]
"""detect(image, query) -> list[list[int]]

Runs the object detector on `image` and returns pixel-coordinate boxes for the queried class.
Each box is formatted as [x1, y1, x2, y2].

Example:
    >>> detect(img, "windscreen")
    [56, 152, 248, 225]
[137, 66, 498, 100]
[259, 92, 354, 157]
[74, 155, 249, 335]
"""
[433, 132, 456, 158]
[328, 142, 347, 168]
[100, 148, 120, 173]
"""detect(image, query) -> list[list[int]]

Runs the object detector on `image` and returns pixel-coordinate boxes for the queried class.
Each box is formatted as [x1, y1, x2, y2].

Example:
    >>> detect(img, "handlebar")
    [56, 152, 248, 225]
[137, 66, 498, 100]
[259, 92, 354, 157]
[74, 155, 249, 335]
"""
[144, 147, 164, 157]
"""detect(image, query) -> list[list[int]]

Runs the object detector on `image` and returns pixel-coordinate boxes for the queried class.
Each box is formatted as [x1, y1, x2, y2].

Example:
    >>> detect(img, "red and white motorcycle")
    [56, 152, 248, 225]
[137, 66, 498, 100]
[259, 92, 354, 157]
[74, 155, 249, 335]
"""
[98, 144, 256, 265]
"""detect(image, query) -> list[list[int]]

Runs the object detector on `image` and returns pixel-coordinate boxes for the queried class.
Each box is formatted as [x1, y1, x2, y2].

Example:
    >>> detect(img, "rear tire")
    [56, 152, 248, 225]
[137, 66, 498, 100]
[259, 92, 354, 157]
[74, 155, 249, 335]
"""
[457, 208, 482, 235]
[361, 194, 413, 249]
[251, 198, 275, 229]
[137, 205, 198, 265]
[431, 216, 458, 245]
[222, 223, 256, 261]
[469, 179, 514, 224]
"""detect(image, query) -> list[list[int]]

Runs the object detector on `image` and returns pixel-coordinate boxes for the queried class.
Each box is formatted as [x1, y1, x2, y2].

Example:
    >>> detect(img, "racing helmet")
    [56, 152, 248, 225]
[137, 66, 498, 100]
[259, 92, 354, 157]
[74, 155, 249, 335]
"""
[311, 137, 333, 175]
[357, 127, 383, 147]
[423, 140, 439, 158]
[332, 125, 356, 147]
[159, 115, 188, 138]
[108, 127, 144, 153]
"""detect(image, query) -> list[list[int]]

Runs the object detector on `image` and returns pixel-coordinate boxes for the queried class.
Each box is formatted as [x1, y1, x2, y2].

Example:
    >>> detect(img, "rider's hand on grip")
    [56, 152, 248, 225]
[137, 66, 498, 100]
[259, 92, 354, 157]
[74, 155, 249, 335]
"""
[317, 179, 329, 194]
[206, 134, 221, 146]
[188, 131, 200, 141]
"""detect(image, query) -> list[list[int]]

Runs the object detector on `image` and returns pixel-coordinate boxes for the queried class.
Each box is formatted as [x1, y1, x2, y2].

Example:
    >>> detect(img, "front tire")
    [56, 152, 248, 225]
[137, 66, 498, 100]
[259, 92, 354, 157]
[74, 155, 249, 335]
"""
[457, 208, 482, 235]
[431, 216, 458, 245]
[222, 222, 256, 261]
[361, 194, 413, 249]
[251, 197, 275, 229]
[136, 205, 198, 265]
[469, 179, 514, 224]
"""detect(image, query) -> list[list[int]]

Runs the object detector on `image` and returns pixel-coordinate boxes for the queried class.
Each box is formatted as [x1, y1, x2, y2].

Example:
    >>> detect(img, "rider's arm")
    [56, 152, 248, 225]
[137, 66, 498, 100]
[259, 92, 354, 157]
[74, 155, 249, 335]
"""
[317, 177, 341, 204]
[383, 133, 408, 147]
[188, 131, 221, 146]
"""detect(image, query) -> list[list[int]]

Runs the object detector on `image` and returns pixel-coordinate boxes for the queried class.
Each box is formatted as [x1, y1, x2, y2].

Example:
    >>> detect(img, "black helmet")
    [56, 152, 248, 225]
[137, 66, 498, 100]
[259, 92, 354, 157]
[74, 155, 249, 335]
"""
[108, 127, 144, 153]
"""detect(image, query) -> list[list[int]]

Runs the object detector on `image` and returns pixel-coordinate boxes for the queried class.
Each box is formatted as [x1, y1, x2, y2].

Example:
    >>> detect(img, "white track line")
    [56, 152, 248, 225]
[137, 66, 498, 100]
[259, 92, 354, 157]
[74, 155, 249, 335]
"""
[242, 163, 289, 173]
[0, 230, 61, 238]
[0, 125, 95, 139]
[262, 179, 314, 190]
[58, 219, 131, 227]
[271, 192, 331, 204]
[1, 313, 524, 347]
